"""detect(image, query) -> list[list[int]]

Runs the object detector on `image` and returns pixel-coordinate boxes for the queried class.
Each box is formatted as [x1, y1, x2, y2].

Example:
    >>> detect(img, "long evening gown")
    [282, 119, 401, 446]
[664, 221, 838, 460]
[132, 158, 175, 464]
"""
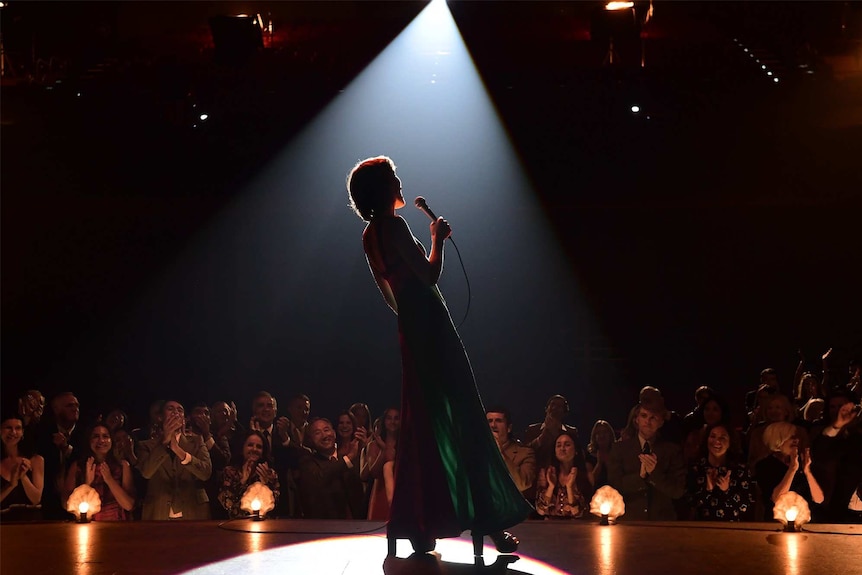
[368, 216, 532, 544]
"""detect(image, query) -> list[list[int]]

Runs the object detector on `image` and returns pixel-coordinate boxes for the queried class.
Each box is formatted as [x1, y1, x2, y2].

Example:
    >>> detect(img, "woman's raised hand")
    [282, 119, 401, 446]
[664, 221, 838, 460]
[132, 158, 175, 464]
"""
[546, 466, 557, 488]
[430, 217, 451, 242]
[85, 457, 97, 485]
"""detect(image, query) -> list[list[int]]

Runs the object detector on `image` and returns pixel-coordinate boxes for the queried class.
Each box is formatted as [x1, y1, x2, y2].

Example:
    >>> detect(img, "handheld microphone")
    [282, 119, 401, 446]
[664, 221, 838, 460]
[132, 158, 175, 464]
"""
[414, 196, 437, 221]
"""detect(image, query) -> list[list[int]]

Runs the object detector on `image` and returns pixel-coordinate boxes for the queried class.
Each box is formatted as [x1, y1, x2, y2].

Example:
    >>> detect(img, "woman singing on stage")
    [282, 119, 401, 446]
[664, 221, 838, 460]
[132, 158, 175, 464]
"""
[347, 156, 531, 559]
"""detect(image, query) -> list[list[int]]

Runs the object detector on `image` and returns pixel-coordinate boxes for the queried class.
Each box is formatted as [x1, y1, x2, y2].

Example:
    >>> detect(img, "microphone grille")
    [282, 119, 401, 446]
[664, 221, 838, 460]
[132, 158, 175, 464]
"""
[414, 196, 426, 208]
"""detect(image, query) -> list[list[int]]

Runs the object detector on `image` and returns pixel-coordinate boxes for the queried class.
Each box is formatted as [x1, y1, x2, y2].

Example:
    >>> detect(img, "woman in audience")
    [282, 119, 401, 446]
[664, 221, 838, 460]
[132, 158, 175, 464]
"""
[687, 423, 755, 521]
[682, 394, 731, 463]
[218, 429, 280, 519]
[1, 414, 44, 521]
[105, 408, 137, 466]
[65, 423, 136, 521]
[747, 393, 808, 471]
[585, 420, 616, 489]
[336, 411, 357, 460]
[535, 431, 586, 518]
[754, 421, 824, 521]
[361, 407, 399, 520]
[348, 403, 372, 435]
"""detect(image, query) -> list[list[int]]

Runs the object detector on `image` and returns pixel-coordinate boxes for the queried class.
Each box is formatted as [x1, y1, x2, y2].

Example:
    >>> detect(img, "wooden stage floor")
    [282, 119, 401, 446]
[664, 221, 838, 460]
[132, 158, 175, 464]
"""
[1, 519, 860, 575]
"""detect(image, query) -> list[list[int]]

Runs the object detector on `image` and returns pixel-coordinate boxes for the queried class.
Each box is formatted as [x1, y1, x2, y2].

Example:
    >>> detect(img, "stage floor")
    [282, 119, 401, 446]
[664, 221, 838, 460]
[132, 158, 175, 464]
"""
[1, 519, 860, 575]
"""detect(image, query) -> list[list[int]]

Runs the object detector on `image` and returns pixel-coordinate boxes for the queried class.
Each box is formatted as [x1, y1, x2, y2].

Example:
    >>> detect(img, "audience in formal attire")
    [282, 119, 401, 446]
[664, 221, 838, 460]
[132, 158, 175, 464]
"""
[64, 423, 135, 521]
[136, 400, 212, 520]
[1, 414, 44, 521]
[296, 418, 363, 519]
[608, 395, 686, 521]
[5, 341, 859, 526]
[37, 392, 83, 519]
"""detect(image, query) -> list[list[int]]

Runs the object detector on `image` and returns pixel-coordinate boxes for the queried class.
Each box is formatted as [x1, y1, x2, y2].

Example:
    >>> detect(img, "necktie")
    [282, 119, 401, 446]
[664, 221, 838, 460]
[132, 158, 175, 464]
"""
[642, 441, 651, 455]
[263, 429, 271, 449]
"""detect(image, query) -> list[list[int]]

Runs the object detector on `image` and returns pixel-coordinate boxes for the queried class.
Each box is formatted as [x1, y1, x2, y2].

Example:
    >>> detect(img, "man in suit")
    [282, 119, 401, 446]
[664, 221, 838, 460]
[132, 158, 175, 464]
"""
[523, 395, 580, 469]
[295, 417, 363, 519]
[487, 407, 536, 496]
[136, 400, 212, 520]
[37, 391, 84, 519]
[608, 394, 686, 521]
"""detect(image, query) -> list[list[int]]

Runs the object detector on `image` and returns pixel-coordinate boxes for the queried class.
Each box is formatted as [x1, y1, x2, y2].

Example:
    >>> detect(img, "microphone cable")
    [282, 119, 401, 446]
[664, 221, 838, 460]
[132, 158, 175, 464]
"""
[447, 236, 471, 329]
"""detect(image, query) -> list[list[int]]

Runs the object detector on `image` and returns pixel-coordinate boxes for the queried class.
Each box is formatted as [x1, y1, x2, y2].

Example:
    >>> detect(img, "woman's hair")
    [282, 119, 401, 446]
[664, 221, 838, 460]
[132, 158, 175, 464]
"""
[698, 423, 744, 466]
[348, 402, 371, 430]
[802, 398, 825, 422]
[230, 429, 271, 468]
[795, 372, 820, 402]
[587, 420, 616, 454]
[762, 421, 798, 452]
[347, 156, 397, 221]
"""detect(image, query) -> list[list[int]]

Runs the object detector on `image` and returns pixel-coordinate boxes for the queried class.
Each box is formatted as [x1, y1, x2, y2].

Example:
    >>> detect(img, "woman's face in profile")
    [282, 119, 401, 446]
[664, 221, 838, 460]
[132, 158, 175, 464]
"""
[244, 435, 264, 463]
[389, 171, 405, 210]
[555, 435, 576, 464]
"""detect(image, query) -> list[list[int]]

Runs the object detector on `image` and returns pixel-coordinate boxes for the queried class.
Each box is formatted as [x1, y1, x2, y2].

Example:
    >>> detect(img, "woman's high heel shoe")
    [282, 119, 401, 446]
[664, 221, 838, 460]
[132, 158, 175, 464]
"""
[488, 531, 519, 554]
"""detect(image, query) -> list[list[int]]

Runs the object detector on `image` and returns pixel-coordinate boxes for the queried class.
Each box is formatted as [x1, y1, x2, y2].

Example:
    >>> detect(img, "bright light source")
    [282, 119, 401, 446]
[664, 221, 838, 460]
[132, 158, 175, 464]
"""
[199, 114, 209, 121]
[605, 1, 634, 10]
[767, 71, 773, 76]
[743, 48, 749, 53]
[631, 106, 640, 113]
[774, 78, 779, 83]
[762, 65, 767, 70]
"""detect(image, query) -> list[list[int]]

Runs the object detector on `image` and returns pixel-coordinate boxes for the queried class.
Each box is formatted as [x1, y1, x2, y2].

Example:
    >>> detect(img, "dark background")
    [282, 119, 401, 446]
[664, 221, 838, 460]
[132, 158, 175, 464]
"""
[2, 1, 860, 434]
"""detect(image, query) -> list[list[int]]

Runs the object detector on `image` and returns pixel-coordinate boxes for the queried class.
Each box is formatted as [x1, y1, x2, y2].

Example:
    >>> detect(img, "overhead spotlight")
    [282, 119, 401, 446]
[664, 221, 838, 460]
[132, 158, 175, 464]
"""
[774, 78, 780, 83]
[199, 114, 209, 121]
[631, 105, 640, 113]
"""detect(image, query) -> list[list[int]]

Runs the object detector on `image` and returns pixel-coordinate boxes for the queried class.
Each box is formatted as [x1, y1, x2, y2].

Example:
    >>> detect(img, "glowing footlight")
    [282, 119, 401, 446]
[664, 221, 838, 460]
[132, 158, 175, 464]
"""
[241, 484, 274, 520]
[67, 484, 101, 523]
[590, 485, 625, 525]
[774, 491, 810, 532]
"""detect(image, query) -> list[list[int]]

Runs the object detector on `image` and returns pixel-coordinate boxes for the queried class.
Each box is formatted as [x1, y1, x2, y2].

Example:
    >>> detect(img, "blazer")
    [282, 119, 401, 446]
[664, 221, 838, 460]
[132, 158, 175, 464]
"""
[499, 439, 537, 494]
[296, 450, 364, 520]
[607, 435, 685, 521]
[136, 434, 212, 520]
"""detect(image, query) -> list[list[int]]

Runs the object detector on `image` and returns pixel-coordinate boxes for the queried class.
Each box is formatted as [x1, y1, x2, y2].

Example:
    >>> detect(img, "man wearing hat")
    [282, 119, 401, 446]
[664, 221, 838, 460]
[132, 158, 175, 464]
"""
[608, 392, 686, 521]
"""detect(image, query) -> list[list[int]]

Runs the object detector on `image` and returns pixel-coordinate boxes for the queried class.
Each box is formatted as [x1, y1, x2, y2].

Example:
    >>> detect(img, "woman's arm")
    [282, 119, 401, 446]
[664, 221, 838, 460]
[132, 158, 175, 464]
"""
[360, 441, 384, 482]
[367, 259, 398, 313]
[20, 456, 44, 505]
[0, 461, 22, 503]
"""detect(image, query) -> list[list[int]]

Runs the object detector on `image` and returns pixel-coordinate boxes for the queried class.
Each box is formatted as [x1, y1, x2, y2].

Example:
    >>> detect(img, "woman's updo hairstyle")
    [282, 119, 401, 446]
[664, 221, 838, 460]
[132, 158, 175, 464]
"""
[347, 156, 397, 221]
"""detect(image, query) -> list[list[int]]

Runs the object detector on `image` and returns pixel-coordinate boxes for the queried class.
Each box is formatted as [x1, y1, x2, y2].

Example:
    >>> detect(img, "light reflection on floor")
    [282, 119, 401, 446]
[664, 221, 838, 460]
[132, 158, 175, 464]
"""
[180, 535, 571, 575]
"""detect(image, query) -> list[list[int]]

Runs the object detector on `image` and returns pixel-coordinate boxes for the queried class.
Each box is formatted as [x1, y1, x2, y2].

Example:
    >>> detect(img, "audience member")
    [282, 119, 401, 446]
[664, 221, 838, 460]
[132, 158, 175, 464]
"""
[811, 392, 862, 523]
[136, 400, 212, 520]
[754, 421, 824, 521]
[686, 423, 754, 521]
[218, 430, 280, 519]
[190, 401, 231, 519]
[682, 393, 731, 463]
[747, 392, 808, 472]
[608, 395, 686, 521]
[535, 431, 587, 519]
[681, 385, 715, 436]
[16, 390, 44, 456]
[64, 423, 135, 521]
[37, 392, 83, 519]
[1, 413, 44, 521]
[745, 368, 781, 418]
[487, 407, 536, 495]
[296, 418, 363, 519]
[585, 419, 616, 489]
[361, 407, 399, 520]
[524, 395, 580, 469]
